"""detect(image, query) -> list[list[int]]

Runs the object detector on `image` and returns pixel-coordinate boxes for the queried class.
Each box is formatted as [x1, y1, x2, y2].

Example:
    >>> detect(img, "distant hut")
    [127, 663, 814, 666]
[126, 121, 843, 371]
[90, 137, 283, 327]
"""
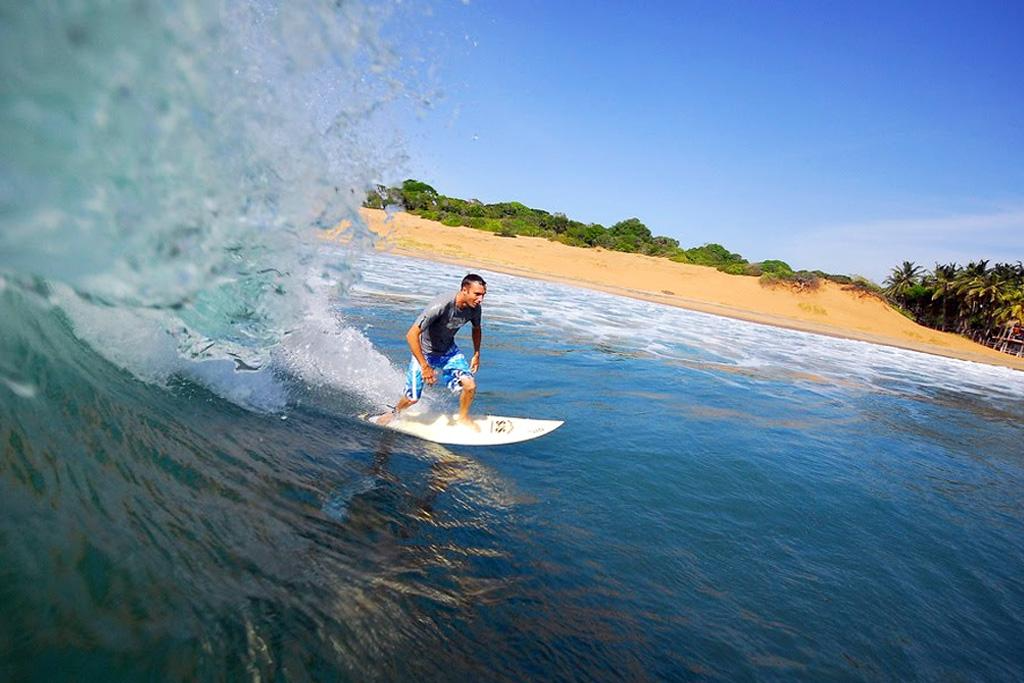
[995, 320, 1024, 357]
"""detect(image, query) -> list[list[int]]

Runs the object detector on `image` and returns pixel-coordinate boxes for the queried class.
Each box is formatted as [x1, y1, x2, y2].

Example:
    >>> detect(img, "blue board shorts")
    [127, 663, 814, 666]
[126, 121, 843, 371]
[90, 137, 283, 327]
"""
[405, 345, 473, 400]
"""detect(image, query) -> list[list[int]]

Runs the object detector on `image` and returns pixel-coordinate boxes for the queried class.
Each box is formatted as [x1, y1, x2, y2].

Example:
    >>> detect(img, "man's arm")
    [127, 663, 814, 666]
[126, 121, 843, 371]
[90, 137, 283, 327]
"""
[470, 324, 482, 373]
[406, 323, 437, 384]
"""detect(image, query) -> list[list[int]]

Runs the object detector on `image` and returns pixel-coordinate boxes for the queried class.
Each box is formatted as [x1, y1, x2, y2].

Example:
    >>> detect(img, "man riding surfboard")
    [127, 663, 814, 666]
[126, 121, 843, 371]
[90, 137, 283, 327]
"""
[376, 273, 486, 429]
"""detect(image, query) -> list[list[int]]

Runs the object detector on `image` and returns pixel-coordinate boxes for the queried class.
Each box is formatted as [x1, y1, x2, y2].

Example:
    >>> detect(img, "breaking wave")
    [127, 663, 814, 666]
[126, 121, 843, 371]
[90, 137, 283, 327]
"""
[0, 0, 422, 411]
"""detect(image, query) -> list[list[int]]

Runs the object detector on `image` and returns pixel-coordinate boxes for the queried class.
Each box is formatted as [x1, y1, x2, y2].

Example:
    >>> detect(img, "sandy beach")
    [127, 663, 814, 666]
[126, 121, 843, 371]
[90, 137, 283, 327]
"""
[340, 209, 1023, 371]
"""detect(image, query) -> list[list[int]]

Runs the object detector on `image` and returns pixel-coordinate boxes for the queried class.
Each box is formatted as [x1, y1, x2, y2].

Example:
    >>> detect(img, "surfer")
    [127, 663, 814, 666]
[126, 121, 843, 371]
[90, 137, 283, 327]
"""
[377, 273, 486, 429]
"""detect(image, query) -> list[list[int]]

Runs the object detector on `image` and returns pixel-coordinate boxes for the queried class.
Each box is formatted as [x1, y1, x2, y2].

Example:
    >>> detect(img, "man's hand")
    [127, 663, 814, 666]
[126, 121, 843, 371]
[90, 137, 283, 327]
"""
[422, 365, 438, 384]
[470, 352, 480, 373]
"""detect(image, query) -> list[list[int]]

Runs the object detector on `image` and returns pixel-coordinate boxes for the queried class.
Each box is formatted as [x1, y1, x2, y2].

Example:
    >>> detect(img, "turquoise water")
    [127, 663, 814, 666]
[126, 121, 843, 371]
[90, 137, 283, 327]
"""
[4, 254, 1024, 680]
[4, 2, 1024, 680]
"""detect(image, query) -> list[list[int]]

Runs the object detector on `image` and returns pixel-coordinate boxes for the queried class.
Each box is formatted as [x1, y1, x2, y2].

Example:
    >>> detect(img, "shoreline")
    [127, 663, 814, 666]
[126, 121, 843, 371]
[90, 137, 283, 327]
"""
[347, 209, 1024, 372]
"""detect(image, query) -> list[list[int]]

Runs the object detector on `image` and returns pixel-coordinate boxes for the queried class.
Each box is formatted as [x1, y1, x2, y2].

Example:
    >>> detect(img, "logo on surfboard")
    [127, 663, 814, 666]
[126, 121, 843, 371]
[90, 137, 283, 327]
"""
[491, 419, 513, 434]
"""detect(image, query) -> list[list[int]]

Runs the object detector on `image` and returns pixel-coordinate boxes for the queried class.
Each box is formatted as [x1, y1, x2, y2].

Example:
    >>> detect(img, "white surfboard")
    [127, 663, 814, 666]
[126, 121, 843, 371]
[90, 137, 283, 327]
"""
[360, 411, 564, 446]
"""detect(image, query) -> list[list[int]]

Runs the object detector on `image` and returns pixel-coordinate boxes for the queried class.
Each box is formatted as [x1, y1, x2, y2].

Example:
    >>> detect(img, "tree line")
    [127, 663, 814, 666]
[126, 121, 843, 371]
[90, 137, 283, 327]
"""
[364, 180, 862, 287]
[884, 260, 1024, 342]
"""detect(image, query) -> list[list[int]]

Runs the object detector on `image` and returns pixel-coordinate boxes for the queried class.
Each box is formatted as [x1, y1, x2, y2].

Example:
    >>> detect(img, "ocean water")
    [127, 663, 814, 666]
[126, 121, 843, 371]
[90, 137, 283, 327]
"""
[4, 251, 1024, 680]
[4, 2, 1024, 681]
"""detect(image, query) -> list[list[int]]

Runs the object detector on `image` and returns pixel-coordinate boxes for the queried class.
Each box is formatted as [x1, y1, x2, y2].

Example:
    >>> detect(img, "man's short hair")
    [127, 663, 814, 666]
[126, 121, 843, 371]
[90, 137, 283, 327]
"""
[461, 273, 487, 289]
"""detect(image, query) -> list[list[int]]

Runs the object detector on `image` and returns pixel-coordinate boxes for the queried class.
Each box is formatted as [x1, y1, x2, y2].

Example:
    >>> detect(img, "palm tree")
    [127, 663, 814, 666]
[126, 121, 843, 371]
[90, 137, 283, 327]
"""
[930, 263, 960, 331]
[884, 261, 923, 305]
[881, 259, 1023, 350]
[992, 263, 1024, 326]
[953, 260, 990, 335]
[997, 286, 1024, 325]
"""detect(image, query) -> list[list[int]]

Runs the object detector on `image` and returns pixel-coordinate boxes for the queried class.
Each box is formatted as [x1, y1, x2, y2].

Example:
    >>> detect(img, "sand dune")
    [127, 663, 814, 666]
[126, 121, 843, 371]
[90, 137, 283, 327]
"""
[337, 209, 1023, 371]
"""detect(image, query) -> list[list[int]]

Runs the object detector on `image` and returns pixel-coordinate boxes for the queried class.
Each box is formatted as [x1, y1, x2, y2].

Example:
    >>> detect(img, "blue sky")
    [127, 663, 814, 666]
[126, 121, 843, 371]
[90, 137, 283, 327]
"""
[383, 1, 1024, 282]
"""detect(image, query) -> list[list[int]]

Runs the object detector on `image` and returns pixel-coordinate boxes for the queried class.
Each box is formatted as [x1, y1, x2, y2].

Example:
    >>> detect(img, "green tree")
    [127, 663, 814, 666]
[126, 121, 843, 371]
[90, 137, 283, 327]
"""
[686, 243, 745, 266]
[611, 234, 640, 253]
[609, 217, 653, 242]
[884, 261, 924, 304]
[930, 263, 960, 330]
[567, 222, 606, 246]
[399, 179, 439, 211]
[550, 212, 570, 234]
[952, 260, 990, 334]
[998, 282, 1024, 325]
[758, 260, 794, 276]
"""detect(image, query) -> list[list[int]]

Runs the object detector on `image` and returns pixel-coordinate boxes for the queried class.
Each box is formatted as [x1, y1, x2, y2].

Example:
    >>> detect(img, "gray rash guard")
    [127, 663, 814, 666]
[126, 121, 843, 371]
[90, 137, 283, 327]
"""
[414, 293, 481, 357]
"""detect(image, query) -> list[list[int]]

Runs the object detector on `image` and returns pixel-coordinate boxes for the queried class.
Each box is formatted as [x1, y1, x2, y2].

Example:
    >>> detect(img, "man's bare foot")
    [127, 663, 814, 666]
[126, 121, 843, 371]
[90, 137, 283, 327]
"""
[374, 411, 397, 426]
[457, 416, 480, 432]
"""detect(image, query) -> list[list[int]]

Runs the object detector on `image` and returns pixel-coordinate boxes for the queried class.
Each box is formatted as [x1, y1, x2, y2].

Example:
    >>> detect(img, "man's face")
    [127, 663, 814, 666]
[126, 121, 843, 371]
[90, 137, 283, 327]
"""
[462, 283, 486, 307]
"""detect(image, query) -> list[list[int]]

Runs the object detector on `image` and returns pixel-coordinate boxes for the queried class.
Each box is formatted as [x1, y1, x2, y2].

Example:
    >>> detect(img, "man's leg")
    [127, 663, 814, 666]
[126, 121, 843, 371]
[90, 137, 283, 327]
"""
[377, 357, 423, 425]
[456, 375, 477, 429]
[375, 394, 417, 426]
[439, 348, 478, 429]
[381, 394, 417, 424]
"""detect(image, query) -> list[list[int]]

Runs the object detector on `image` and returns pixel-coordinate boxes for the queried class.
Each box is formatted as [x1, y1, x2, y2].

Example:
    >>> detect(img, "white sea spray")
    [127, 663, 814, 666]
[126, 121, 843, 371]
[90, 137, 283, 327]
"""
[0, 2, 427, 410]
